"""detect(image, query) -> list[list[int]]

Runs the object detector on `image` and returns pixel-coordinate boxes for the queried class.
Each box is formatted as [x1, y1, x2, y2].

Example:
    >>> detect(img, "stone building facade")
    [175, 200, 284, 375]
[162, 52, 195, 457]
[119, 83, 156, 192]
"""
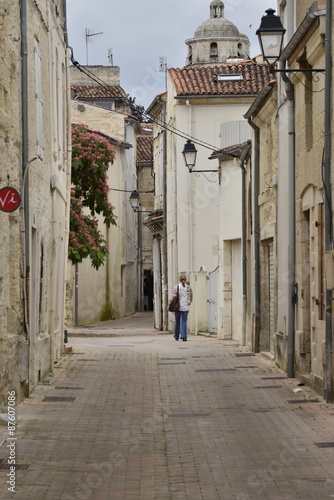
[68, 65, 148, 324]
[0, 0, 71, 403]
[245, 1, 333, 398]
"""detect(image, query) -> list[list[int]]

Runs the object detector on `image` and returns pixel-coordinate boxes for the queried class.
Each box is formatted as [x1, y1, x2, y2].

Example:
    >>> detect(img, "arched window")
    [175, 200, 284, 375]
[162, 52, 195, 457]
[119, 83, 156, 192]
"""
[210, 42, 218, 63]
[187, 46, 193, 65]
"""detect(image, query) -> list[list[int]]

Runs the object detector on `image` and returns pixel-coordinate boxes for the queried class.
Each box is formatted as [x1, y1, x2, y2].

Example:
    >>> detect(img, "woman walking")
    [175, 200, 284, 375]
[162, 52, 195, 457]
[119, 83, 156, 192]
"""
[170, 274, 193, 341]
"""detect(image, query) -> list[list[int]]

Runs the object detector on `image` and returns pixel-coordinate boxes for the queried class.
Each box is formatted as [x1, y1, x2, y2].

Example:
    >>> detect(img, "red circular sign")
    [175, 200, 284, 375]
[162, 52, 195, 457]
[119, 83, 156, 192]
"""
[0, 187, 21, 212]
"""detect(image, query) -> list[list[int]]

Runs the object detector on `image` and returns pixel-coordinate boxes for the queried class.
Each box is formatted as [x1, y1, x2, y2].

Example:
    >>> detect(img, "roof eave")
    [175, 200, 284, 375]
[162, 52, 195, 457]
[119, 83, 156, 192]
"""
[244, 84, 275, 119]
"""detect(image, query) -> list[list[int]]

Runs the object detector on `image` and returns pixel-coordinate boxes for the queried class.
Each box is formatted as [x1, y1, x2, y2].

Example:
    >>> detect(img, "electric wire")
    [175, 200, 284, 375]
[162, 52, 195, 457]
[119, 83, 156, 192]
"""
[69, 47, 221, 153]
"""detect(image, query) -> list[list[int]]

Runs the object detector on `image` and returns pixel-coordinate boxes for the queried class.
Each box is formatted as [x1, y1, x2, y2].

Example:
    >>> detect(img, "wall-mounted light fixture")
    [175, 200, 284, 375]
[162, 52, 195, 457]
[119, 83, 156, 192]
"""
[256, 8, 325, 73]
[130, 189, 140, 212]
[129, 190, 154, 213]
[182, 140, 219, 176]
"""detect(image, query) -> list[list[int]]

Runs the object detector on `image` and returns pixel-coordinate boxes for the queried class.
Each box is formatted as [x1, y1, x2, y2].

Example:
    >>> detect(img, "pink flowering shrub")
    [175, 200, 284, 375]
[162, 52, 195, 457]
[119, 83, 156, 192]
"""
[69, 124, 117, 269]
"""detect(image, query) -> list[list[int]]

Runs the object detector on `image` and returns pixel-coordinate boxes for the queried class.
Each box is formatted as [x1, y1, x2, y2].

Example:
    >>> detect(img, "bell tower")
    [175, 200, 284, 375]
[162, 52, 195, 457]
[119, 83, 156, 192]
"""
[185, 1, 250, 66]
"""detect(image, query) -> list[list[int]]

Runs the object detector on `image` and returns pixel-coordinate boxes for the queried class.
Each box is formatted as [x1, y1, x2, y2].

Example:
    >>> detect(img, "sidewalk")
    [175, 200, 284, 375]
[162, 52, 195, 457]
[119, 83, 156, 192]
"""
[1, 315, 334, 500]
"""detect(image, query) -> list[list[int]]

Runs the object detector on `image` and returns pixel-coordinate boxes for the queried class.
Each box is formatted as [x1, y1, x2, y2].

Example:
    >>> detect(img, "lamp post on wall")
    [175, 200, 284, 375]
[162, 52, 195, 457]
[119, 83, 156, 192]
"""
[256, 8, 286, 69]
[182, 140, 220, 178]
[256, 8, 325, 73]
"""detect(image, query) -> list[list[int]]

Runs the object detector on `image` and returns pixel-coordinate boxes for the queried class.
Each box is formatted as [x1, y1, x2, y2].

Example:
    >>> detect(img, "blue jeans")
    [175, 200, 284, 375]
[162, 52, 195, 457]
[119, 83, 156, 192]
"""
[174, 310, 189, 340]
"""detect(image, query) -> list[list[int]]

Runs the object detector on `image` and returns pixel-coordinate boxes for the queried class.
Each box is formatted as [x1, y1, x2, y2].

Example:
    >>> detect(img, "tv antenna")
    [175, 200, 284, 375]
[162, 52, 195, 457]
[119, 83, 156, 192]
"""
[85, 28, 103, 65]
[159, 56, 167, 88]
[108, 48, 113, 65]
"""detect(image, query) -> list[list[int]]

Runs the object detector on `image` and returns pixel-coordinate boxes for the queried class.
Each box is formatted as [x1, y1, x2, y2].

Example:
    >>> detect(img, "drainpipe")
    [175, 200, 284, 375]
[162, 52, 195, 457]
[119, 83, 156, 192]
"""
[280, 69, 296, 379]
[162, 98, 168, 331]
[240, 142, 251, 346]
[247, 119, 260, 352]
[186, 99, 194, 272]
[21, 0, 30, 340]
[241, 162, 246, 346]
[324, 0, 333, 403]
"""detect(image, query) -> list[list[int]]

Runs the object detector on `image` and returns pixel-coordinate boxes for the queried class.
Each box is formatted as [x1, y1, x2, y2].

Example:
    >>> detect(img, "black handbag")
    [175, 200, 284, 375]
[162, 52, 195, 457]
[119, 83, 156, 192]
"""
[168, 285, 180, 312]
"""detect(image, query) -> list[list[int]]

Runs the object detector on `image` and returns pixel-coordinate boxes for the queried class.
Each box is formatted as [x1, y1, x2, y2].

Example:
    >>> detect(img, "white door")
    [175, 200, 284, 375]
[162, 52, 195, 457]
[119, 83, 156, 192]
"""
[153, 238, 162, 330]
[232, 239, 242, 340]
[209, 266, 218, 333]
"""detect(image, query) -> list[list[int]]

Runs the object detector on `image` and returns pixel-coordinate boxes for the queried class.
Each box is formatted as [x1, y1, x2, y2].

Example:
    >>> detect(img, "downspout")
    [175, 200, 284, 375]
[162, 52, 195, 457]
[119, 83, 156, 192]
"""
[247, 118, 260, 352]
[162, 99, 168, 331]
[21, 0, 30, 341]
[186, 99, 194, 271]
[240, 142, 251, 346]
[241, 161, 247, 346]
[280, 68, 296, 379]
[324, 0, 333, 403]
[64, 31, 73, 328]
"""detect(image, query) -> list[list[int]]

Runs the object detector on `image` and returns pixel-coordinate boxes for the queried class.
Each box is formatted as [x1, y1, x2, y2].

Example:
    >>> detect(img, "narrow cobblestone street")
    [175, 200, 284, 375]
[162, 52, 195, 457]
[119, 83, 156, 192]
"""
[1, 312, 334, 500]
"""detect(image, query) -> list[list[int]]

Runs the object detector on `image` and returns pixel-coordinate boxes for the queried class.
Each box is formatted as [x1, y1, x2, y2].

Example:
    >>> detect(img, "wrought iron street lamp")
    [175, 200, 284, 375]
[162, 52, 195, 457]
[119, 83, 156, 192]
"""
[256, 8, 325, 73]
[182, 140, 219, 175]
[256, 8, 285, 68]
[130, 189, 140, 212]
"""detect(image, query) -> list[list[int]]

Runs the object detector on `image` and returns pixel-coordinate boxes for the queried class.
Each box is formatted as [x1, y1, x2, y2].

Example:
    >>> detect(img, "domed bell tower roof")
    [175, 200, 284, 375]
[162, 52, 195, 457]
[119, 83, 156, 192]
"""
[185, 1, 250, 66]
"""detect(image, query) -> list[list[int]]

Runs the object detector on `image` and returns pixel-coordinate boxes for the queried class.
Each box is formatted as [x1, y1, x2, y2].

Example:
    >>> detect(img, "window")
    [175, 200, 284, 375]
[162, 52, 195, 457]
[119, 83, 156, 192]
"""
[210, 42, 218, 63]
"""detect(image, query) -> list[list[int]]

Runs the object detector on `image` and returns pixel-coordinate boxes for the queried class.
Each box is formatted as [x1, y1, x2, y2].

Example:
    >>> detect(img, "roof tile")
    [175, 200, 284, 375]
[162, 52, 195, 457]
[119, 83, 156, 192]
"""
[169, 61, 272, 97]
[71, 84, 127, 100]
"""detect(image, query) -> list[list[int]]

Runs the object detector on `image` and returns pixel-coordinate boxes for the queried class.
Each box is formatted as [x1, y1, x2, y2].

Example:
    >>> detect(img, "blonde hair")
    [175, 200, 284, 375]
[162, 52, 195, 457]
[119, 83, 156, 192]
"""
[179, 274, 187, 287]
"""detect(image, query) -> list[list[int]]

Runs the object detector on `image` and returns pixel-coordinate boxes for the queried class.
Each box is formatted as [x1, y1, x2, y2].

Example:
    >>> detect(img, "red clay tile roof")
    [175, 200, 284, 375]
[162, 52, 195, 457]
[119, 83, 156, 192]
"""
[71, 84, 127, 100]
[137, 134, 153, 163]
[169, 61, 272, 97]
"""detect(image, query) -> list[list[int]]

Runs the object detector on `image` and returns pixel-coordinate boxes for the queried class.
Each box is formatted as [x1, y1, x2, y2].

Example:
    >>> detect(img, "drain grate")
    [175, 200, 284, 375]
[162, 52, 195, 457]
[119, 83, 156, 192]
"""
[195, 368, 236, 372]
[168, 413, 210, 418]
[55, 386, 84, 390]
[287, 399, 319, 404]
[77, 359, 97, 362]
[43, 396, 76, 402]
[159, 362, 186, 365]
[0, 463, 30, 470]
[261, 376, 286, 380]
[315, 442, 334, 448]
[235, 352, 256, 357]
[254, 385, 282, 389]
[236, 366, 257, 369]
[160, 357, 187, 361]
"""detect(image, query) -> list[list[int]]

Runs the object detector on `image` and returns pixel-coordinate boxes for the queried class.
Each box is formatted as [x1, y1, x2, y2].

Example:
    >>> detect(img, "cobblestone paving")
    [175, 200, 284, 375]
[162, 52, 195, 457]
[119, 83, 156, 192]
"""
[1, 314, 334, 499]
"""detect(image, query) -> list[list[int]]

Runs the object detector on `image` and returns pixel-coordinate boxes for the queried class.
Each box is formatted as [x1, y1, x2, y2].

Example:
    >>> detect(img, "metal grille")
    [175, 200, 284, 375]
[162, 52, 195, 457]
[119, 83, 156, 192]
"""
[261, 376, 286, 380]
[0, 463, 30, 470]
[235, 366, 257, 369]
[254, 386, 282, 389]
[160, 357, 187, 361]
[159, 362, 186, 365]
[55, 386, 84, 390]
[315, 442, 334, 448]
[43, 396, 76, 402]
[235, 352, 256, 357]
[286, 399, 319, 404]
[195, 368, 236, 372]
[168, 413, 210, 418]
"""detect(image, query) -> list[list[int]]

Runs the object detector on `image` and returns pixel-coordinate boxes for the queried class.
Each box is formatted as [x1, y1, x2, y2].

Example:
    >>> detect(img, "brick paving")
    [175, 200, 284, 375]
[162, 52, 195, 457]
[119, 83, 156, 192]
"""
[0, 312, 334, 500]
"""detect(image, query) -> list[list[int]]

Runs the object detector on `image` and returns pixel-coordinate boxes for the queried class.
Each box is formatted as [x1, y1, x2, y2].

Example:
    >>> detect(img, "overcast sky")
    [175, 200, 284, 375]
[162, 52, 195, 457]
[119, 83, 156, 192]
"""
[66, 0, 272, 108]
